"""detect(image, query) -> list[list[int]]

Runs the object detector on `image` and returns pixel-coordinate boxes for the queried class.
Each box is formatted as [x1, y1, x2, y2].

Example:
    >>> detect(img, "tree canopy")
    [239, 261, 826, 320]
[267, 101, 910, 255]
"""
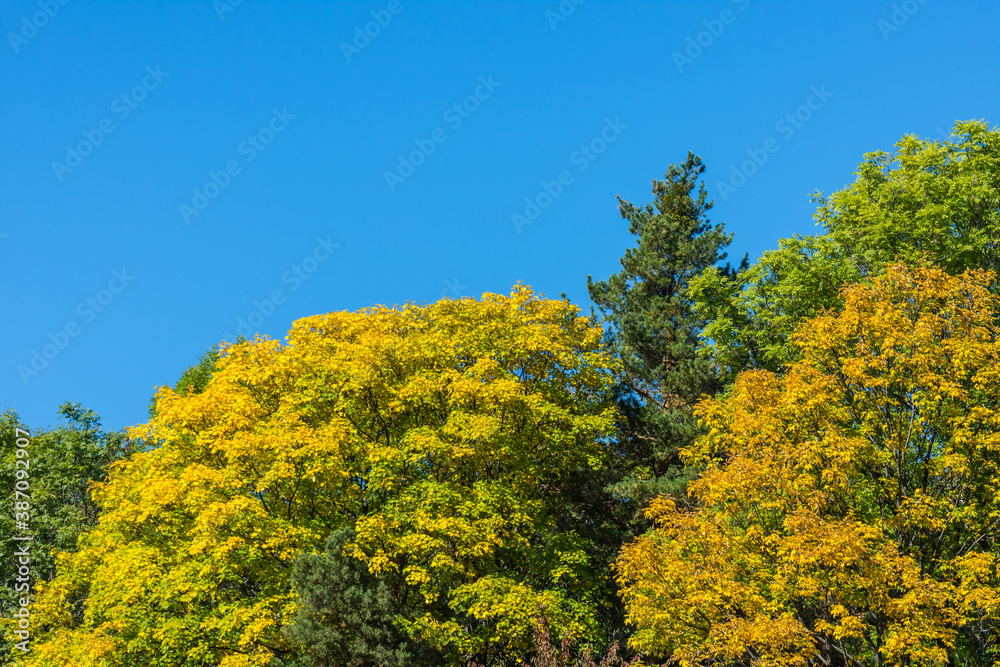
[618, 264, 1000, 666]
[26, 286, 619, 667]
[692, 119, 1000, 384]
[9, 120, 1000, 667]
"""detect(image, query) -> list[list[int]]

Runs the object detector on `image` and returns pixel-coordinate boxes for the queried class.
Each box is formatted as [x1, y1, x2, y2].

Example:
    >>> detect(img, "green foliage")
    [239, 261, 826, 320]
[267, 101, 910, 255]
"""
[819, 120, 1000, 276]
[0, 404, 129, 587]
[148, 344, 221, 417]
[284, 527, 442, 667]
[690, 233, 854, 384]
[0, 404, 129, 666]
[692, 120, 1000, 384]
[173, 345, 221, 396]
[587, 151, 744, 508]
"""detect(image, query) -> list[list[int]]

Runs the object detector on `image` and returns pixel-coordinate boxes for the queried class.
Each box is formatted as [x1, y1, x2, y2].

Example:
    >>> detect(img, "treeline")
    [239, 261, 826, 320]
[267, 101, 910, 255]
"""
[3, 119, 999, 667]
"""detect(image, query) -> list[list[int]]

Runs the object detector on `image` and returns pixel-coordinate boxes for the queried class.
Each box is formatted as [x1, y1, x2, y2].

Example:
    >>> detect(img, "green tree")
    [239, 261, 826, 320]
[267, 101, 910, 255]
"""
[0, 404, 130, 665]
[587, 151, 744, 509]
[692, 119, 1000, 384]
[148, 344, 221, 416]
[284, 527, 442, 667]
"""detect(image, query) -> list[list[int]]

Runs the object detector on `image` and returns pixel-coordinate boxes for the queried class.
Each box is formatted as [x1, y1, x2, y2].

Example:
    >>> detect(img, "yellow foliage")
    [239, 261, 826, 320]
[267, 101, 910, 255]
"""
[25, 285, 618, 665]
[618, 265, 1000, 666]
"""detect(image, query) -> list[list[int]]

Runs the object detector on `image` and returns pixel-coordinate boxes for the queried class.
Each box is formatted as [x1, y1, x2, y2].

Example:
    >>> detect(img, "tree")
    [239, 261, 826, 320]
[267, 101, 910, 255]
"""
[515, 617, 641, 667]
[587, 151, 744, 508]
[692, 119, 1000, 385]
[0, 404, 130, 666]
[618, 264, 1000, 666]
[148, 344, 221, 416]
[283, 527, 442, 667]
[27, 286, 619, 667]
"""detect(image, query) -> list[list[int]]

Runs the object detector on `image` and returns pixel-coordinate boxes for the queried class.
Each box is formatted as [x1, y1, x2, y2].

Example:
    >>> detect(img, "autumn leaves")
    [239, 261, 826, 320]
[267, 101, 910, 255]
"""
[13, 120, 1000, 667]
[26, 288, 621, 666]
[617, 265, 1000, 666]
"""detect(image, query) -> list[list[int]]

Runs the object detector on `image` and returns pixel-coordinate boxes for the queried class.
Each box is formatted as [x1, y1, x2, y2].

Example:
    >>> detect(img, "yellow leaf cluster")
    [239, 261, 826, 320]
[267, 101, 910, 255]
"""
[618, 265, 1000, 666]
[25, 285, 618, 665]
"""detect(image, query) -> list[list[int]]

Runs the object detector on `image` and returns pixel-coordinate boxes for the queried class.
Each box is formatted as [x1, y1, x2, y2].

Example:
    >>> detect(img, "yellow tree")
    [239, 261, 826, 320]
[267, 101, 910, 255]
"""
[25, 286, 619, 667]
[617, 264, 1000, 667]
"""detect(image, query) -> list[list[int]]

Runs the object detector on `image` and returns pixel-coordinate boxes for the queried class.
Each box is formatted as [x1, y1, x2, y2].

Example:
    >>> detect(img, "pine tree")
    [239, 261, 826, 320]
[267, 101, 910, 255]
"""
[587, 152, 744, 511]
[283, 528, 443, 667]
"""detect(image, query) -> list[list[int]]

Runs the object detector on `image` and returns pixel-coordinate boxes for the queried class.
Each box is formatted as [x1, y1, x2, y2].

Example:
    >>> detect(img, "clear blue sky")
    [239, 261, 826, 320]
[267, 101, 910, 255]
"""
[2, 0, 997, 432]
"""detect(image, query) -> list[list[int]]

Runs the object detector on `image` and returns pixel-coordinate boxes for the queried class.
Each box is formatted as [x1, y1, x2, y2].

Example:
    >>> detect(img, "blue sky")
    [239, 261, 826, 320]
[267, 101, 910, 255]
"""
[2, 0, 997, 432]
